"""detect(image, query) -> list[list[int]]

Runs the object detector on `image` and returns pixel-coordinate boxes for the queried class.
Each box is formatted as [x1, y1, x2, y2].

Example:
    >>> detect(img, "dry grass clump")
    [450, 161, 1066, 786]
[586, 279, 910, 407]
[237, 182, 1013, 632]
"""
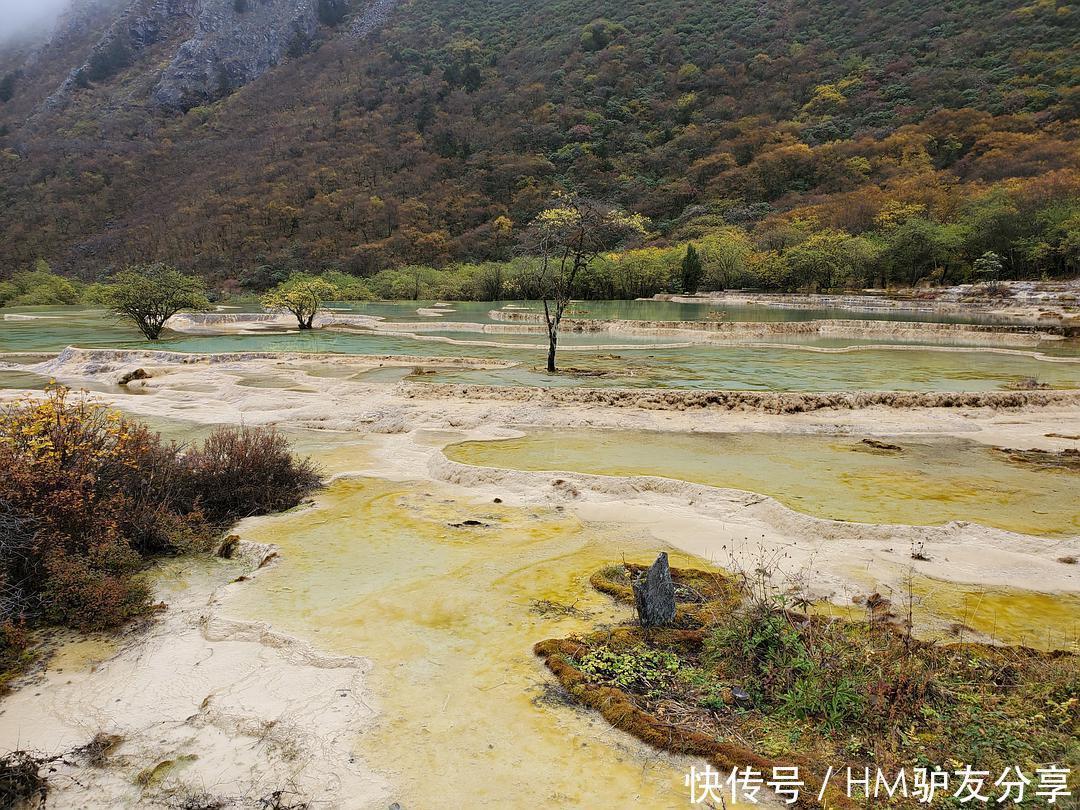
[0, 750, 48, 808]
[0, 732, 126, 807]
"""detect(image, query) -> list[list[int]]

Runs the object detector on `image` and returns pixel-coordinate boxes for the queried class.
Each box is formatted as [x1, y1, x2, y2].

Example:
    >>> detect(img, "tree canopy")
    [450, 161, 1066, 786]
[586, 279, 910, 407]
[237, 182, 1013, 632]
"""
[99, 263, 210, 340]
[679, 245, 704, 294]
[0, 260, 81, 307]
[260, 273, 339, 329]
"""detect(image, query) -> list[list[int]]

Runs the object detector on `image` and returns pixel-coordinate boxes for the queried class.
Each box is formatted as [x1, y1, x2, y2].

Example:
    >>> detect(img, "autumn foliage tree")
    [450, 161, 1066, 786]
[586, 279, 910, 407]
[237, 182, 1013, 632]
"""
[0, 387, 200, 631]
[520, 193, 647, 371]
[0, 387, 321, 670]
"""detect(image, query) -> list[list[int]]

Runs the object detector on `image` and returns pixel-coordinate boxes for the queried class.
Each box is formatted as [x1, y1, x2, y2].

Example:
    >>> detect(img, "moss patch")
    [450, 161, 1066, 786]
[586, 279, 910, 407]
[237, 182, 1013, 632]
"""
[536, 565, 1080, 808]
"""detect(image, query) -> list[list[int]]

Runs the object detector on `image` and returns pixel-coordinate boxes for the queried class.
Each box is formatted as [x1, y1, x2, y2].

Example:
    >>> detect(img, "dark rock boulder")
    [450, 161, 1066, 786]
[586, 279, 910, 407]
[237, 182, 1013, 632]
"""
[859, 438, 902, 452]
[118, 367, 151, 385]
[632, 552, 676, 627]
[730, 685, 752, 708]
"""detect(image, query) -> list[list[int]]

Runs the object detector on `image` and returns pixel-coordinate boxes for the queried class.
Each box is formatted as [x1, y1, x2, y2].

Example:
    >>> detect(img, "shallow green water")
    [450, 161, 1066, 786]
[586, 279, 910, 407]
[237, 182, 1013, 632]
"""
[0, 305, 679, 352]
[0, 369, 51, 390]
[7, 336, 1072, 391]
[0, 307, 145, 352]
[0, 297, 1036, 351]
[228, 477, 705, 808]
[324, 298, 1016, 325]
[445, 431, 1080, 537]
[0, 367, 157, 396]
[4, 304, 1080, 392]
[421, 346, 1080, 391]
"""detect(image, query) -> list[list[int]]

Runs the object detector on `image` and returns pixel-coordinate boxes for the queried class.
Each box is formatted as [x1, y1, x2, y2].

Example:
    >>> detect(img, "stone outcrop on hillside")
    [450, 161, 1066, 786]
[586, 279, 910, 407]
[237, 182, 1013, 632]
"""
[349, 0, 397, 38]
[41, 0, 195, 111]
[152, 0, 328, 110]
[33, 0, 395, 115]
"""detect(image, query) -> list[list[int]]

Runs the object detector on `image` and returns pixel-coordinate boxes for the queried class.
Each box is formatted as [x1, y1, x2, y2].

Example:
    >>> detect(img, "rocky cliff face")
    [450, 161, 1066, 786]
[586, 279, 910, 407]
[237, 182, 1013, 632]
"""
[29, 0, 364, 115]
[151, 0, 334, 110]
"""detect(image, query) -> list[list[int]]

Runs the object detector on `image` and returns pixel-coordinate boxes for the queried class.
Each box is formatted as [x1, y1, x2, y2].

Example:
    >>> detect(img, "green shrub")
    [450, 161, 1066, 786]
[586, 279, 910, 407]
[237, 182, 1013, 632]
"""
[98, 263, 210, 339]
[0, 262, 81, 307]
[319, 270, 374, 300]
[579, 645, 680, 694]
[706, 604, 867, 728]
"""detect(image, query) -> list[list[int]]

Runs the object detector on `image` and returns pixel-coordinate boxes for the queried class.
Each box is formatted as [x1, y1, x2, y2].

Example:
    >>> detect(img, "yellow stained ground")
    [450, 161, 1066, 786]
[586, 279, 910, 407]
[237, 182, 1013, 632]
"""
[228, 477, 715, 808]
[445, 431, 1080, 537]
[913, 577, 1080, 652]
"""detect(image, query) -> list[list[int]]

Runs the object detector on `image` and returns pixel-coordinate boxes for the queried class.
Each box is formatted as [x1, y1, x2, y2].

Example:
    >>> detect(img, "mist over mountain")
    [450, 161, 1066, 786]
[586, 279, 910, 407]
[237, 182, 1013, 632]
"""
[0, 0, 1076, 283]
[0, 0, 72, 44]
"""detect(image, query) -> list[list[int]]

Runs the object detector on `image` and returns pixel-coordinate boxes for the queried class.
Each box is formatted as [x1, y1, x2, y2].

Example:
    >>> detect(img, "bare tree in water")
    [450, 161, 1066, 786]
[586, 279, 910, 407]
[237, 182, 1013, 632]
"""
[520, 193, 647, 372]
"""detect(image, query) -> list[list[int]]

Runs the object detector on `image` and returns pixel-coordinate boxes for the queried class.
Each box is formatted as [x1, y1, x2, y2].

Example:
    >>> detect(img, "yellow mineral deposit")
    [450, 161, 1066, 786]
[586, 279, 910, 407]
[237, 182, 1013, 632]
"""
[444, 430, 1080, 537]
[228, 477, 716, 808]
[913, 577, 1080, 652]
[2, 301, 1078, 808]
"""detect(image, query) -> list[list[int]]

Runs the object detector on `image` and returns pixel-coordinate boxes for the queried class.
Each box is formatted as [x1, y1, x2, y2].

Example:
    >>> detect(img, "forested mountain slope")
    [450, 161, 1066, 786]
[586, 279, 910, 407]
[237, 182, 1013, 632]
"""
[0, 0, 1077, 283]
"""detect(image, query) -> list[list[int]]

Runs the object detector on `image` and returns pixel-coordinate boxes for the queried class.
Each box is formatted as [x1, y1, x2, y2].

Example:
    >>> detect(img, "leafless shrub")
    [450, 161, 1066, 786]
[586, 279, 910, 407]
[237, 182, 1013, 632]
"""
[0, 500, 38, 623]
[0, 750, 47, 809]
[257, 789, 308, 810]
[69, 732, 123, 767]
[180, 427, 322, 524]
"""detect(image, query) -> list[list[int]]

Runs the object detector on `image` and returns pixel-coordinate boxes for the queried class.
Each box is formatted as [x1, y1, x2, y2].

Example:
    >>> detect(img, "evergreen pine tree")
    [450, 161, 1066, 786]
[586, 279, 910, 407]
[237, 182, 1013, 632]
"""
[680, 244, 704, 294]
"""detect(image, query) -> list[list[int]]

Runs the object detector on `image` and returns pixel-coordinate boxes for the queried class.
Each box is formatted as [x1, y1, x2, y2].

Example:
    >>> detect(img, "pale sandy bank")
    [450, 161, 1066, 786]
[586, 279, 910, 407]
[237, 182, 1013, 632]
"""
[0, 542, 387, 808]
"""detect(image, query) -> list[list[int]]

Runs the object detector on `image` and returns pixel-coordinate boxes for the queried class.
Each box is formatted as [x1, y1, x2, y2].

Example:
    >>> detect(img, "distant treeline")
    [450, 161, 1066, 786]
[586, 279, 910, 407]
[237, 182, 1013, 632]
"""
[3, 173, 1077, 308]
[222, 170, 1079, 301]
[3, 163, 1077, 307]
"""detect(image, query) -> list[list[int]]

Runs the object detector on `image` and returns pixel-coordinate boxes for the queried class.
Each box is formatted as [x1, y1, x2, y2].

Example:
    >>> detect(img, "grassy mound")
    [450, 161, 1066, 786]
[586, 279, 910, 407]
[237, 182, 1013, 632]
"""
[536, 563, 1079, 808]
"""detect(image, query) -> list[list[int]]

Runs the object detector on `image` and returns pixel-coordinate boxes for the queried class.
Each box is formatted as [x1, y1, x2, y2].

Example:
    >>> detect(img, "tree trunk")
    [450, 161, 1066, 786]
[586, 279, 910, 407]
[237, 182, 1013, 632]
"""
[633, 552, 676, 627]
[141, 318, 162, 340]
[544, 300, 561, 372]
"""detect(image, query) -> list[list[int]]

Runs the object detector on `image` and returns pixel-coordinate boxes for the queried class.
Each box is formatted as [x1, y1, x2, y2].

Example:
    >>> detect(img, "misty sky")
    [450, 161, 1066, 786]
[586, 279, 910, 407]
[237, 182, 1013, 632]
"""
[0, 0, 72, 44]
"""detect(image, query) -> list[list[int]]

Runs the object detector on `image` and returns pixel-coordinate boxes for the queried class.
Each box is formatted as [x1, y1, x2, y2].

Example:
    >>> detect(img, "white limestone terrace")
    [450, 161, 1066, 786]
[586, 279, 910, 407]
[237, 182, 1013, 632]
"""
[650, 279, 1080, 326]
[1, 342, 1078, 808]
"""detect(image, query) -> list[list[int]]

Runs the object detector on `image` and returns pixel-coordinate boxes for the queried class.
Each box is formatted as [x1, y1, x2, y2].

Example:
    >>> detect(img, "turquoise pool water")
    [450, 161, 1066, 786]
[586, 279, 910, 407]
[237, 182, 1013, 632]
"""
[3, 304, 1079, 392]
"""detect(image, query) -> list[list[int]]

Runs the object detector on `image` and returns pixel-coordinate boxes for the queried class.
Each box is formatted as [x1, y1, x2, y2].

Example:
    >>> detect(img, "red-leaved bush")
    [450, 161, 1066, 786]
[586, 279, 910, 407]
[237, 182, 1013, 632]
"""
[0, 386, 320, 662]
[179, 426, 321, 524]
